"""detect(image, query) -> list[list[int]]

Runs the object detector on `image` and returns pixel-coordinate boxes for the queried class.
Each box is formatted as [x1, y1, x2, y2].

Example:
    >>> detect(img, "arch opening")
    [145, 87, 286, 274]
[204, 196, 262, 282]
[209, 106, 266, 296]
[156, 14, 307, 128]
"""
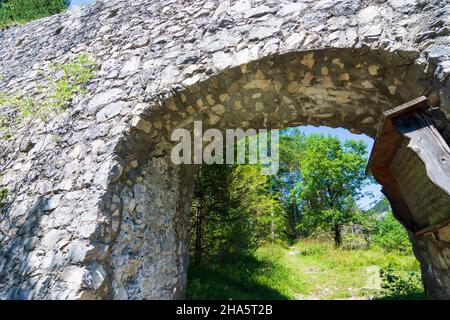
[109, 48, 448, 300]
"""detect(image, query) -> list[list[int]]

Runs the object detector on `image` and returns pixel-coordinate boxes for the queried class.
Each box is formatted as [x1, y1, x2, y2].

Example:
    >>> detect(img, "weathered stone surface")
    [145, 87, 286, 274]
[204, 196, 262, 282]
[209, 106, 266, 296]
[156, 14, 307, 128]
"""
[0, 0, 449, 300]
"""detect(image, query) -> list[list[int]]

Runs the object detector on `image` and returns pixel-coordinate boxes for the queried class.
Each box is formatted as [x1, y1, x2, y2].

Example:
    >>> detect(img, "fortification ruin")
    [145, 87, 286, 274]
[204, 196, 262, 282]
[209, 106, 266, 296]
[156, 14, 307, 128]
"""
[0, 0, 449, 299]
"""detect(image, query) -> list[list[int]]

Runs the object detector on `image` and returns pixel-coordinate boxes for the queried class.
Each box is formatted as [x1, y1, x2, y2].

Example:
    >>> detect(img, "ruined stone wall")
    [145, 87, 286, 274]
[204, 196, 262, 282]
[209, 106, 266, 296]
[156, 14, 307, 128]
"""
[0, 0, 450, 299]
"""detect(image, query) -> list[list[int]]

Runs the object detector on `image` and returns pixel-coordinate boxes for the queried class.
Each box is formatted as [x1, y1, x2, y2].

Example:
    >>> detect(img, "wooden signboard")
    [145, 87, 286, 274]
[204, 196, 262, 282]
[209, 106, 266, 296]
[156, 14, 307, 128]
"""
[367, 96, 450, 236]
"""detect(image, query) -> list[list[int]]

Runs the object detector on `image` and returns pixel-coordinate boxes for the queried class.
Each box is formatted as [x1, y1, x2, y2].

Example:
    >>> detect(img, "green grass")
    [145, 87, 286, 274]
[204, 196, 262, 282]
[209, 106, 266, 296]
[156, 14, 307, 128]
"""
[186, 244, 307, 300]
[287, 239, 423, 299]
[186, 239, 425, 300]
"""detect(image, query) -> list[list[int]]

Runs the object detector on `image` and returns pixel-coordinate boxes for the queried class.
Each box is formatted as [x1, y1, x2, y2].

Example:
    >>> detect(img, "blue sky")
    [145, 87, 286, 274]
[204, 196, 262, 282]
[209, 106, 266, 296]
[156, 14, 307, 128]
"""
[296, 125, 382, 210]
[69, 0, 93, 9]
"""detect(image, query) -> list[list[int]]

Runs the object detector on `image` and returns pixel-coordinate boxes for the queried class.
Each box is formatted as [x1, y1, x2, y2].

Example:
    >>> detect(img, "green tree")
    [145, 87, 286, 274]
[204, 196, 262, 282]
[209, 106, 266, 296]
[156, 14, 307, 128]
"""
[189, 163, 284, 264]
[294, 134, 370, 247]
[189, 164, 232, 265]
[271, 128, 306, 240]
[0, 0, 70, 29]
[229, 165, 285, 244]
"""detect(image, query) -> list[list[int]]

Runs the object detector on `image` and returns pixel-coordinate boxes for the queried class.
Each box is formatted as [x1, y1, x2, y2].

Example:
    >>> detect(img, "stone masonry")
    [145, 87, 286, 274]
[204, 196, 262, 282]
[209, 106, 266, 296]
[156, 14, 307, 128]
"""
[0, 0, 450, 299]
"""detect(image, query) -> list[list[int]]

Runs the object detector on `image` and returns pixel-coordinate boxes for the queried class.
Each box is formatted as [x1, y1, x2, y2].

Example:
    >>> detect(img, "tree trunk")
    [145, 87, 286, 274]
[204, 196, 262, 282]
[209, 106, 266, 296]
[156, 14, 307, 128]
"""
[270, 212, 275, 242]
[289, 167, 299, 238]
[333, 224, 342, 247]
[194, 204, 204, 265]
[292, 201, 299, 238]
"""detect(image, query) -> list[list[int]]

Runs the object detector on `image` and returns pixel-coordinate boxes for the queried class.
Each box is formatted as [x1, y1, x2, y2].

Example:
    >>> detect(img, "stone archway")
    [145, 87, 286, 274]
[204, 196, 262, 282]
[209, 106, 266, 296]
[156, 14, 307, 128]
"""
[0, 0, 449, 300]
[108, 47, 446, 300]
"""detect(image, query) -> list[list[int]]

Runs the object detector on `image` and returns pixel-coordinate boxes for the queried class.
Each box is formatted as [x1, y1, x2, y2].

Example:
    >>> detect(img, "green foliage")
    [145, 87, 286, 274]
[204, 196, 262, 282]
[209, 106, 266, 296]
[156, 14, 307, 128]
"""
[289, 134, 370, 246]
[0, 186, 7, 205]
[293, 239, 423, 299]
[271, 128, 305, 239]
[229, 165, 285, 244]
[189, 162, 285, 264]
[373, 212, 411, 252]
[186, 127, 422, 298]
[187, 243, 307, 300]
[0, 53, 96, 140]
[272, 131, 372, 246]
[293, 238, 419, 271]
[187, 240, 423, 300]
[0, 54, 95, 222]
[0, 0, 70, 29]
[379, 268, 425, 299]
[45, 53, 97, 111]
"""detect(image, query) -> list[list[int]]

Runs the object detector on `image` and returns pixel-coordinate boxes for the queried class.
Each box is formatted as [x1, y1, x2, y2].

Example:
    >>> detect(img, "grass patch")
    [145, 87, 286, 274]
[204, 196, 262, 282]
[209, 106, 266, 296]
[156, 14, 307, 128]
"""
[289, 238, 424, 300]
[186, 239, 425, 300]
[186, 244, 307, 300]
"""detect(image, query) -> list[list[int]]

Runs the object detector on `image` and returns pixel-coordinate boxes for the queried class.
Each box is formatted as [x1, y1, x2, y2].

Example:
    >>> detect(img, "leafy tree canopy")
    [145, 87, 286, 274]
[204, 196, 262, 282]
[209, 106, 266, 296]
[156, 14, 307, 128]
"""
[292, 134, 370, 246]
[0, 0, 70, 29]
[189, 161, 285, 264]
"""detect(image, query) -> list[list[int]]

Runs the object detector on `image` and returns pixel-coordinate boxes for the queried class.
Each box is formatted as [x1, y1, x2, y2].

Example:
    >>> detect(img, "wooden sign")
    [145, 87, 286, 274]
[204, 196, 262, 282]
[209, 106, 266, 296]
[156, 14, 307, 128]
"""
[367, 96, 450, 236]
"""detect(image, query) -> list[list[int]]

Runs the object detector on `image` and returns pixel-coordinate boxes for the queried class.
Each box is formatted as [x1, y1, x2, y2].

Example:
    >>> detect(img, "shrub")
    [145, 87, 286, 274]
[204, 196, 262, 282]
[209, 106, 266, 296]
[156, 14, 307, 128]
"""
[379, 268, 424, 299]
[373, 213, 411, 252]
[0, 53, 97, 140]
[0, 187, 7, 203]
